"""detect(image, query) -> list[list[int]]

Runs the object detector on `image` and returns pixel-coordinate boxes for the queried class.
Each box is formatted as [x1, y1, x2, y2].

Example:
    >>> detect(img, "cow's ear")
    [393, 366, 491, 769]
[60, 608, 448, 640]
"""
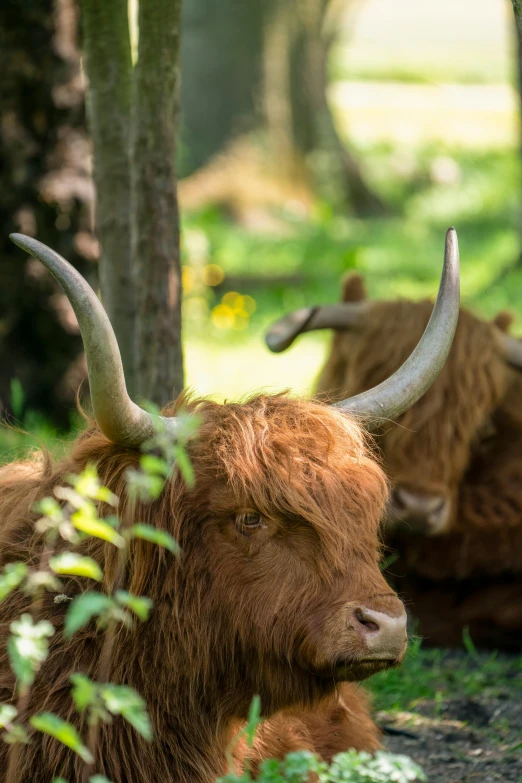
[493, 310, 515, 333]
[342, 273, 367, 303]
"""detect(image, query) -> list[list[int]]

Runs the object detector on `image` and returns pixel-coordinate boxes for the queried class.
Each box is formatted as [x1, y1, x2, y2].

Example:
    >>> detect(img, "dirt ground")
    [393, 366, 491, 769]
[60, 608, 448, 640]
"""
[378, 653, 522, 782]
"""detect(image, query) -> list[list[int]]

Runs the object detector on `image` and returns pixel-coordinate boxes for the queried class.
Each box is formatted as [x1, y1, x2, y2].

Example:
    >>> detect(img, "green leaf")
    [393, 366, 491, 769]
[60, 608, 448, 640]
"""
[0, 704, 17, 728]
[35, 496, 64, 522]
[50, 553, 103, 582]
[100, 684, 152, 741]
[173, 445, 195, 488]
[65, 592, 115, 638]
[68, 465, 118, 507]
[8, 615, 54, 689]
[128, 524, 179, 554]
[30, 712, 93, 763]
[52, 779, 69, 783]
[462, 625, 480, 662]
[0, 562, 28, 603]
[126, 470, 165, 501]
[10, 378, 24, 420]
[245, 695, 261, 747]
[10, 615, 54, 639]
[115, 591, 153, 622]
[70, 673, 98, 712]
[7, 636, 36, 689]
[90, 777, 114, 783]
[2, 723, 30, 745]
[71, 508, 125, 548]
[282, 751, 323, 782]
[140, 454, 170, 477]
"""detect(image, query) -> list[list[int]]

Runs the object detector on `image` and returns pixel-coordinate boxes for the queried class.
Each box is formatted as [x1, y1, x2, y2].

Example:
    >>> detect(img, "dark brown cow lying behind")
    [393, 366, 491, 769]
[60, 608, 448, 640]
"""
[266, 267, 522, 651]
[0, 231, 458, 782]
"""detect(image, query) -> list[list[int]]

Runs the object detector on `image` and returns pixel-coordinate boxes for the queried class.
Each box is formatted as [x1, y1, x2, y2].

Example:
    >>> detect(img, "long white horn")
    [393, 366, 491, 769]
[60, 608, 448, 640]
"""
[10, 234, 181, 447]
[336, 228, 460, 422]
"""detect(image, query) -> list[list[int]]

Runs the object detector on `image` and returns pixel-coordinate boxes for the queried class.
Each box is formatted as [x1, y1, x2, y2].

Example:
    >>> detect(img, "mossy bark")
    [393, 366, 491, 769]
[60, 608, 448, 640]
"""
[132, 0, 184, 405]
[81, 0, 136, 396]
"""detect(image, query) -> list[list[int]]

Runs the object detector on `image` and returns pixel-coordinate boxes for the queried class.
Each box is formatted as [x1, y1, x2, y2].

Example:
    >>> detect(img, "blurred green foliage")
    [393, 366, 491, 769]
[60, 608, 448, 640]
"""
[178, 142, 522, 399]
[2, 142, 522, 455]
[182, 144, 521, 324]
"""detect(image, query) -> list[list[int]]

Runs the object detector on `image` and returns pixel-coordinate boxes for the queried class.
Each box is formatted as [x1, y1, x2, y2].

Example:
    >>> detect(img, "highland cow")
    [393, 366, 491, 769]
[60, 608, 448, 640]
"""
[266, 262, 522, 651]
[0, 230, 459, 782]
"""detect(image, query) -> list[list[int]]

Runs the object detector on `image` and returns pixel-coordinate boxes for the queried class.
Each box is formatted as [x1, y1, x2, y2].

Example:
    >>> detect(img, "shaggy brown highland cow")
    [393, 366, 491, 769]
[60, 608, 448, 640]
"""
[266, 265, 522, 650]
[0, 231, 459, 782]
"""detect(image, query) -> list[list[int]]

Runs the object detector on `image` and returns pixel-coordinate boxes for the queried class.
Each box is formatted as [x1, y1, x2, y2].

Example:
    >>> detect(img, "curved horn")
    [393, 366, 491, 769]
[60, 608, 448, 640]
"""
[10, 233, 181, 447]
[499, 333, 522, 369]
[335, 227, 460, 423]
[265, 302, 368, 353]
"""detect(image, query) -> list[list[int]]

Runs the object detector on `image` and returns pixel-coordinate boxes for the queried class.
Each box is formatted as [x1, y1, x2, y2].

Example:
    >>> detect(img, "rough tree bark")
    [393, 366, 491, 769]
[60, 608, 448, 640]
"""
[132, 0, 184, 405]
[81, 0, 135, 396]
[0, 0, 94, 426]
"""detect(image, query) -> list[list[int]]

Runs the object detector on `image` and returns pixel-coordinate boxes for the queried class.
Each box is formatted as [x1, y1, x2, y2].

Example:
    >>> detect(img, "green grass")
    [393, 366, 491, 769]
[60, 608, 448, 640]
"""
[178, 143, 522, 400]
[367, 637, 522, 713]
[182, 144, 522, 320]
[0, 414, 80, 465]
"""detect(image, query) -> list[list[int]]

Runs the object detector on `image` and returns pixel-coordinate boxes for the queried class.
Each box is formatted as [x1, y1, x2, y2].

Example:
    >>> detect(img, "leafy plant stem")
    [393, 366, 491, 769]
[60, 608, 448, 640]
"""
[6, 529, 58, 783]
[82, 508, 132, 783]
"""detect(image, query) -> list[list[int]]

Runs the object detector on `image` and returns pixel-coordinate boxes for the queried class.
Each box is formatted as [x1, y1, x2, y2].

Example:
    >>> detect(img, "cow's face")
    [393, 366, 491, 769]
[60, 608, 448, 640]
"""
[172, 396, 406, 716]
[316, 276, 512, 536]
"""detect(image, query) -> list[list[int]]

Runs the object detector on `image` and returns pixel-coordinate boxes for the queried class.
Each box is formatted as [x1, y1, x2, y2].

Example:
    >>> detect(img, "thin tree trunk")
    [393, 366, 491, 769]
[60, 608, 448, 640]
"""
[81, 0, 135, 395]
[511, 2, 522, 272]
[263, 1, 296, 173]
[179, 0, 267, 177]
[292, 0, 386, 216]
[180, 0, 385, 217]
[132, 0, 184, 406]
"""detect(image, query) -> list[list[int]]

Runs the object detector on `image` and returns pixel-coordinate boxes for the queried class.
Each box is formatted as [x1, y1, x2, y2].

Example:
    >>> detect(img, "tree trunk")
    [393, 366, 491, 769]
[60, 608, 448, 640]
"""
[180, 0, 385, 216]
[0, 0, 94, 427]
[289, 0, 386, 215]
[81, 0, 136, 396]
[508, 2, 522, 271]
[179, 0, 268, 177]
[132, 0, 184, 406]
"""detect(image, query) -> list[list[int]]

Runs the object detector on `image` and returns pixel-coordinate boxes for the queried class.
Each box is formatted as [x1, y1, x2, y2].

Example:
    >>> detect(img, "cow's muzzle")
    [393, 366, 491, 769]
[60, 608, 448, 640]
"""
[350, 605, 407, 661]
[389, 486, 450, 535]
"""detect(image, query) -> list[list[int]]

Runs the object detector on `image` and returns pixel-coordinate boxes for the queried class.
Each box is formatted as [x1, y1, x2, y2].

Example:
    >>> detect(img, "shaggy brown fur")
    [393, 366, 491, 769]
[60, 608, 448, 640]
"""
[316, 274, 522, 650]
[234, 684, 380, 774]
[0, 393, 399, 782]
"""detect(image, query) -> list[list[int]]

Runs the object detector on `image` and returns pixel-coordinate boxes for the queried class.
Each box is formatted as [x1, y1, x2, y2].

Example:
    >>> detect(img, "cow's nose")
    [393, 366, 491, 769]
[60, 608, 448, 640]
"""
[352, 606, 407, 660]
[390, 486, 450, 534]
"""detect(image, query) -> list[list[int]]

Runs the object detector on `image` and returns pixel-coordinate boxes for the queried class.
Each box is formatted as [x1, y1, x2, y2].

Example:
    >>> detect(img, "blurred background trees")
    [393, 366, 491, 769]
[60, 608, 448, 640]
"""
[1, 0, 522, 445]
[180, 0, 386, 216]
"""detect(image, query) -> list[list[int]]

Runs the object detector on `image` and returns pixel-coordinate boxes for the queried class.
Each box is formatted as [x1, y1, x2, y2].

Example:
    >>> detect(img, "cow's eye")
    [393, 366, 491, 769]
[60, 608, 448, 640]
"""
[235, 511, 265, 532]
